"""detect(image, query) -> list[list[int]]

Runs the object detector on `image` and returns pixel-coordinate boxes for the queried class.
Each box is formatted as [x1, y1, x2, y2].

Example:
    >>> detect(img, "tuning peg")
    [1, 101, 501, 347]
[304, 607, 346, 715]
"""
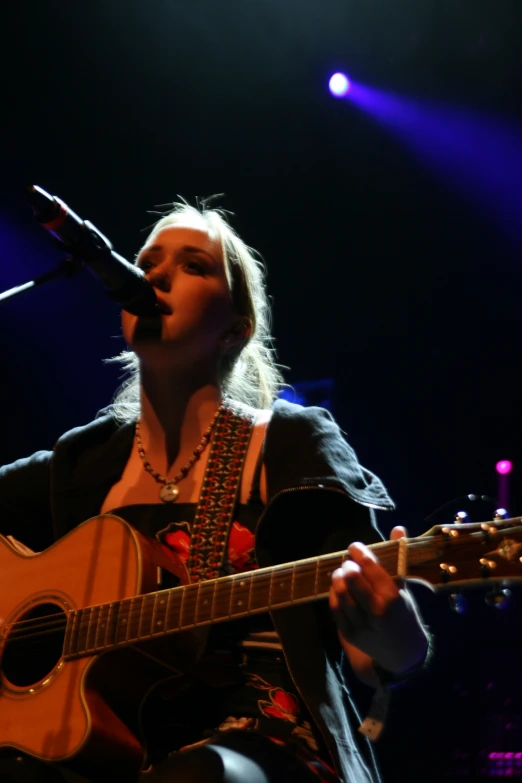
[494, 508, 509, 520]
[455, 510, 470, 523]
[485, 588, 511, 610]
[449, 592, 467, 614]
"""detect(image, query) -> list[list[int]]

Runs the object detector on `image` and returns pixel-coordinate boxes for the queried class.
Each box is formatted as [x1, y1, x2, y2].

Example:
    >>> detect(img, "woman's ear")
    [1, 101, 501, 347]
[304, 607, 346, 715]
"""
[221, 317, 252, 351]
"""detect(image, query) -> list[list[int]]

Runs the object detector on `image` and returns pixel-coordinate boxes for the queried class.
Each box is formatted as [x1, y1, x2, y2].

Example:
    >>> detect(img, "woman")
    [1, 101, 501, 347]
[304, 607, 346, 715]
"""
[0, 201, 429, 782]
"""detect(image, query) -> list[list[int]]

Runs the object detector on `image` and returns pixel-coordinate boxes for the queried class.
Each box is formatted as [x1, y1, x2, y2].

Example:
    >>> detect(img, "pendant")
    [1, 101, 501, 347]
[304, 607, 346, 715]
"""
[159, 482, 180, 503]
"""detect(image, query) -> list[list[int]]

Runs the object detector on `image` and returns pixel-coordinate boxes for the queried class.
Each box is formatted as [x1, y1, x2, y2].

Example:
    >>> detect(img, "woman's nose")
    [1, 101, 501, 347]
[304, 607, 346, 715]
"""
[147, 264, 171, 293]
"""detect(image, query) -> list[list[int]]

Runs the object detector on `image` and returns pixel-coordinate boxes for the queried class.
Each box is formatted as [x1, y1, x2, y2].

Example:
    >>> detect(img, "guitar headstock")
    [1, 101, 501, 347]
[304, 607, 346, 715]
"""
[406, 516, 522, 590]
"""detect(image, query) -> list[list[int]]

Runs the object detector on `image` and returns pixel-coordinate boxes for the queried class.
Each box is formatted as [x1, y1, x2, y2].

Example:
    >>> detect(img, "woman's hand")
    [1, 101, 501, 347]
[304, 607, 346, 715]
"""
[329, 527, 429, 682]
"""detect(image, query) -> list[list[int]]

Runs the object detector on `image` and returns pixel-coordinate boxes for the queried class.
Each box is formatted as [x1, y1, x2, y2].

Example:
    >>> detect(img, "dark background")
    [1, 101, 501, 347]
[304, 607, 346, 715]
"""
[2, 1, 522, 778]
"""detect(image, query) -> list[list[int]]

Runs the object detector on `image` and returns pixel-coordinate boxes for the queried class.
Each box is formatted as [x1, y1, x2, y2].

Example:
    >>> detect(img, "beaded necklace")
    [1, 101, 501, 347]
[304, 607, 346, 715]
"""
[134, 402, 223, 503]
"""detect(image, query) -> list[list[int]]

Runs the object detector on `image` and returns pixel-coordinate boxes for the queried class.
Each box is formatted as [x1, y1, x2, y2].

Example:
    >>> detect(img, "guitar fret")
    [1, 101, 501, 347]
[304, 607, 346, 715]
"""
[94, 604, 111, 649]
[104, 602, 119, 648]
[247, 574, 253, 613]
[77, 608, 91, 653]
[125, 597, 141, 641]
[84, 606, 98, 651]
[65, 610, 80, 656]
[180, 584, 198, 627]
[293, 561, 317, 601]
[153, 592, 168, 634]
[269, 566, 293, 607]
[166, 587, 183, 631]
[151, 592, 158, 632]
[250, 573, 269, 612]
[317, 559, 338, 595]
[212, 579, 233, 621]
[313, 559, 319, 597]
[138, 594, 156, 638]
[116, 600, 131, 644]
[316, 564, 328, 596]
[196, 581, 215, 624]
[230, 575, 251, 618]
[63, 612, 72, 657]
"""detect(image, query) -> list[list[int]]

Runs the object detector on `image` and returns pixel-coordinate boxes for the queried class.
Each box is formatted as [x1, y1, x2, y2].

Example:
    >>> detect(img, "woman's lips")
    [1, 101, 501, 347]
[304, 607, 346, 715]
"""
[155, 300, 172, 315]
[132, 301, 171, 339]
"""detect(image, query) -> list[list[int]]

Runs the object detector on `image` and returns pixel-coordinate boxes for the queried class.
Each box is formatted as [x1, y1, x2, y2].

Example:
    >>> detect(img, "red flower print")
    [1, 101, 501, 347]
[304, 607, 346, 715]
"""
[163, 530, 190, 562]
[227, 521, 256, 572]
[156, 521, 191, 563]
[257, 688, 299, 723]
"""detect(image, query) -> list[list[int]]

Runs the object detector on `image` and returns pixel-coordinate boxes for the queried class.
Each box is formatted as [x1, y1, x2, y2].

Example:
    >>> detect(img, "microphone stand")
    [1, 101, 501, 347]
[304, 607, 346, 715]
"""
[1, 186, 158, 315]
[0, 257, 83, 304]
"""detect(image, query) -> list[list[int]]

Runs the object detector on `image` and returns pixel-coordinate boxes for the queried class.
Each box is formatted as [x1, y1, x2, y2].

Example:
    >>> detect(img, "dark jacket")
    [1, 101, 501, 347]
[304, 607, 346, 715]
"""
[0, 399, 394, 783]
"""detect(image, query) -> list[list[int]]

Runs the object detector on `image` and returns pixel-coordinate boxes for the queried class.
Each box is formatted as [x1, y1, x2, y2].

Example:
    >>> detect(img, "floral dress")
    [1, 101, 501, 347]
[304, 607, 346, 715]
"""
[110, 502, 339, 783]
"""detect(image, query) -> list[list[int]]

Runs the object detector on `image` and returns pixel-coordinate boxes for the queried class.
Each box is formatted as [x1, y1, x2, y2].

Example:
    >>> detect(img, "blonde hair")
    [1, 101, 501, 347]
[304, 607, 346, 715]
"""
[109, 200, 283, 423]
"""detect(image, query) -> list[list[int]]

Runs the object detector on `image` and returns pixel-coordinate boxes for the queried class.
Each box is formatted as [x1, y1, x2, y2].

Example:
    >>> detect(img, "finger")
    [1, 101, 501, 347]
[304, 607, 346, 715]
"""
[333, 558, 390, 618]
[390, 526, 408, 540]
[347, 544, 400, 612]
[330, 562, 380, 623]
[329, 566, 368, 635]
[348, 542, 399, 593]
[348, 541, 378, 565]
[330, 561, 360, 610]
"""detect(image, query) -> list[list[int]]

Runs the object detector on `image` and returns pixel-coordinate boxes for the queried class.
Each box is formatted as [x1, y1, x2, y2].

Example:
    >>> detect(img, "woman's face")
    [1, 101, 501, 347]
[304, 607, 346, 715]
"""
[122, 221, 238, 371]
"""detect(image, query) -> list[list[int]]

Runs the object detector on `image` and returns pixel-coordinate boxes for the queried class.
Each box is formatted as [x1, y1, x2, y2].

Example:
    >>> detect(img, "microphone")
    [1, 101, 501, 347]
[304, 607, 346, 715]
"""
[26, 185, 158, 317]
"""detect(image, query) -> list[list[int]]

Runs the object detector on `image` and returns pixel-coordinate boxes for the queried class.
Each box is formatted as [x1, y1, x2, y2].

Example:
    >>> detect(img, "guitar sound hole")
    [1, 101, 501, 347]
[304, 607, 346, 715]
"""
[2, 602, 66, 687]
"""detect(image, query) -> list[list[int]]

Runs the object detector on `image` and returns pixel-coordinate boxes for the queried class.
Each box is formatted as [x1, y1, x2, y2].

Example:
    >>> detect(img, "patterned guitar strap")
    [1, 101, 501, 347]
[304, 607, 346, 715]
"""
[187, 399, 257, 583]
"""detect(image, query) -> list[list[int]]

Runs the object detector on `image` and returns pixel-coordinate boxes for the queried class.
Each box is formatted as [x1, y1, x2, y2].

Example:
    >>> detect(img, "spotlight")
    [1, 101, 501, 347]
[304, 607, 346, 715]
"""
[496, 460, 513, 475]
[329, 73, 350, 98]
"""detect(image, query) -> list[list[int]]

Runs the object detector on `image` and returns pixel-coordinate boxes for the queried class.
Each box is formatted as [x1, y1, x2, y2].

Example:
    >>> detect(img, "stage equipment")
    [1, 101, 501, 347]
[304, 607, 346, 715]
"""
[329, 73, 350, 97]
[0, 186, 158, 317]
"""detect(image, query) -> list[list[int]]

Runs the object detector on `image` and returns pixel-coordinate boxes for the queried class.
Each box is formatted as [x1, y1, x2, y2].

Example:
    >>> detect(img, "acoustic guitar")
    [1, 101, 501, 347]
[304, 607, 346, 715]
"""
[0, 513, 520, 779]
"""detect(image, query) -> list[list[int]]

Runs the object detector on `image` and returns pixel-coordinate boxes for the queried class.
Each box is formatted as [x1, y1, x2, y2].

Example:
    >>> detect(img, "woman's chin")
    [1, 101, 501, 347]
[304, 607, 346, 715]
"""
[131, 316, 163, 343]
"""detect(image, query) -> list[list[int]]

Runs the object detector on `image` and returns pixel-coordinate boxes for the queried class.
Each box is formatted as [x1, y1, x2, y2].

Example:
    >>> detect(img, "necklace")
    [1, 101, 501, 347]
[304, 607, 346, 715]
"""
[135, 403, 223, 503]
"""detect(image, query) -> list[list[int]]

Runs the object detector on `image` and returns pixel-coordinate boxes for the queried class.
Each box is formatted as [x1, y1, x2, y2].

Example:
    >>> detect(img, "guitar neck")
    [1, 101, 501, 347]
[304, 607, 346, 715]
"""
[63, 516, 522, 660]
[63, 538, 411, 659]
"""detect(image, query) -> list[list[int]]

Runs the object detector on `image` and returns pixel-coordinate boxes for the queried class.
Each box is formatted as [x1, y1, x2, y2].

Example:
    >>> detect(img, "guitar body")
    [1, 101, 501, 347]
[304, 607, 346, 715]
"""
[0, 514, 201, 780]
[1, 511, 521, 778]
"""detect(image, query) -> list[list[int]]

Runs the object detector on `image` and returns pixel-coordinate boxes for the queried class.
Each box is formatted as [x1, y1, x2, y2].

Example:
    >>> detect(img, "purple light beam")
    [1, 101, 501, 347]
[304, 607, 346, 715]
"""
[342, 82, 522, 249]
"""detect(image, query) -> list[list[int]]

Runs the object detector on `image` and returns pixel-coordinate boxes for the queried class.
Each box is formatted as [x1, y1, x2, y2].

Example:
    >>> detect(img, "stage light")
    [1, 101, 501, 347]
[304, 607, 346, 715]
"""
[329, 73, 350, 97]
[343, 82, 522, 249]
[279, 378, 334, 411]
[496, 460, 513, 475]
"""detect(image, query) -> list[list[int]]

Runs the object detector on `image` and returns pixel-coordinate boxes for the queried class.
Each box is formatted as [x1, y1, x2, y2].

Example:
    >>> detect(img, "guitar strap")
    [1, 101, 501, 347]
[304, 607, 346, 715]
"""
[187, 399, 256, 583]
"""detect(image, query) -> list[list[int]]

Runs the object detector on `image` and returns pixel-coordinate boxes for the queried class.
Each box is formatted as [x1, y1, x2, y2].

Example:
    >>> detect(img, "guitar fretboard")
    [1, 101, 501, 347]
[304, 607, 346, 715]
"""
[63, 519, 503, 660]
[63, 549, 354, 658]
[10, 516, 522, 660]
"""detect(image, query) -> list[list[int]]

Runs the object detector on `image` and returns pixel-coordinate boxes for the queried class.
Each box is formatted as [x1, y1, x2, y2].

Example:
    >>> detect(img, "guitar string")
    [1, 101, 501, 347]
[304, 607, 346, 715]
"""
[0, 540, 441, 645]
[2, 536, 421, 639]
[0, 533, 468, 645]
[0, 523, 515, 645]
[0, 531, 475, 645]
[12, 518, 501, 640]
[0, 551, 355, 636]
[1, 521, 513, 637]
[0, 550, 394, 641]
[1, 558, 342, 642]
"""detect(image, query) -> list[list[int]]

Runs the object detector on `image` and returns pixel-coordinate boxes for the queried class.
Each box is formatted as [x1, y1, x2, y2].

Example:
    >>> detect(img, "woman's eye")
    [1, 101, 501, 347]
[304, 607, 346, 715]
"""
[184, 259, 205, 275]
[137, 259, 153, 272]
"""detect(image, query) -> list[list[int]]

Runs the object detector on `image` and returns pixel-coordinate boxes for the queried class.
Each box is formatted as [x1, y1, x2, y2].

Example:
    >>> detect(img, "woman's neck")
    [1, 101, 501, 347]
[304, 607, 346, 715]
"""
[137, 365, 223, 470]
